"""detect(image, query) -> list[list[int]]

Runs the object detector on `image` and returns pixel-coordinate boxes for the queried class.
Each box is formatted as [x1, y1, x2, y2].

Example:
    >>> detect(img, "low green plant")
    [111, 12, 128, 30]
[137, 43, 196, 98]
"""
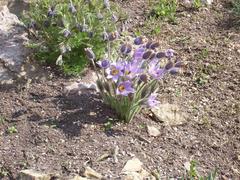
[193, 0, 203, 9]
[0, 116, 5, 124]
[149, 0, 178, 23]
[0, 167, 8, 178]
[183, 160, 218, 180]
[233, 0, 240, 15]
[85, 37, 181, 123]
[24, 0, 121, 75]
[7, 126, 18, 134]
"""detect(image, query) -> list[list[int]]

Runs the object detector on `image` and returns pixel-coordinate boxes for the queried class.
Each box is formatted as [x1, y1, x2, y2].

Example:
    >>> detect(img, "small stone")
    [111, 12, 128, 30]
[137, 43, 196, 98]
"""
[151, 103, 186, 126]
[184, 162, 191, 172]
[83, 166, 103, 179]
[147, 125, 160, 137]
[19, 169, 51, 180]
[123, 169, 155, 180]
[122, 157, 143, 173]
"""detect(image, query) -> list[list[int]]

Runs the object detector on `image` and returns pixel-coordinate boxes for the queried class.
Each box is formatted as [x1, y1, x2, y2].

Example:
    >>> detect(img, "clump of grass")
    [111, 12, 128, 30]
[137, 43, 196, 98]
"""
[0, 116, 5, 124]
[149, 0, 178, 23]
[233, 0, 240, 16]
[184, 160, 218, 180]
[7, 126, 18, 134]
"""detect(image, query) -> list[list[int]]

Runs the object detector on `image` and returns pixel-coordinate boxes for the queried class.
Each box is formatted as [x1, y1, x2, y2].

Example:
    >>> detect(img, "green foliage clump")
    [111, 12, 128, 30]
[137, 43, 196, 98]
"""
[233, 0, 240, 16]
[182, 160, 218, 180]
[149, 0, 178, 23]
[24, 0, 121, 75]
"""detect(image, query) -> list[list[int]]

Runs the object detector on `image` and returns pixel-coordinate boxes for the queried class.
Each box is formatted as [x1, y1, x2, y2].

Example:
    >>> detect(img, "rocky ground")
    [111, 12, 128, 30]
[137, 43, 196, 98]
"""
[0, 0, 240, 179]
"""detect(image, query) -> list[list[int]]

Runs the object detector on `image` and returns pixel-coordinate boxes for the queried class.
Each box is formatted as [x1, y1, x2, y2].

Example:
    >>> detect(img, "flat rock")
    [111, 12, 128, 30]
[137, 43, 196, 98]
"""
[122, 157, 143, 173]
[83, 166, 103, 179]
[151, 103, 186, 126]
[0, 5, 47, 85]
[147, 125, 160, 137]
[19, 169, 51, 180]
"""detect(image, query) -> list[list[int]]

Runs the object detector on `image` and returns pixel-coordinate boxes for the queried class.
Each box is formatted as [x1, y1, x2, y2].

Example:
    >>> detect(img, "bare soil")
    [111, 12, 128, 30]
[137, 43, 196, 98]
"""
[0, 0, 240, 179]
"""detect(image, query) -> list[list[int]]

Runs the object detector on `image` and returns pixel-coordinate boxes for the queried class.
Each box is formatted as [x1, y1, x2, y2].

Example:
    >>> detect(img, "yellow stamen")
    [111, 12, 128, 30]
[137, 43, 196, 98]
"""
[118, 85, 125, 92]
[111, 68, 119, 75]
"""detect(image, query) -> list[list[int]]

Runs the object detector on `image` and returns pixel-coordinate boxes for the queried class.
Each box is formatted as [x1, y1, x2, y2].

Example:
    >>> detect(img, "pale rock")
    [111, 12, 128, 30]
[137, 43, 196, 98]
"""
[64, 82, 98, 95]
[19, 169, 51, 180]
[184, 161, 191, 172]
[151, 103, 186, 126]
[202, 0, 213, 5]
[83, 166, 103, 179]
[71, 175, 89, 180]
[123, 169, 156, 180]
[0, 5, 46, 84]
[122, 157, 143, 173]
[147, 125, 160, 137]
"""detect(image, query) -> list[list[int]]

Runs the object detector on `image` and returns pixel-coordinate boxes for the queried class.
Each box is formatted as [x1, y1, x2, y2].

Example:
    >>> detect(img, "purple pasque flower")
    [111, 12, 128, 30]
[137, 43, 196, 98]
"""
[69, 3, 77, 14]
[63, 29, 71, 37]
[134, 47, 145, 61]
[116, 81, 135, 96]
[123, 61, 143, 79]
[148, 60, 166, 79]
[146, 93, 159, 107]
[106, 62, 123, 82]
[97, 59, 110, 69]
[165, 49, 175, 59]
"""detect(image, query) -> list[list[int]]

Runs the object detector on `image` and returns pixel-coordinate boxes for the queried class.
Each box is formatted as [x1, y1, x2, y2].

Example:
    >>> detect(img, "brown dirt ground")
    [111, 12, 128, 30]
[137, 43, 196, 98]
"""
[0, 0, 240, 179]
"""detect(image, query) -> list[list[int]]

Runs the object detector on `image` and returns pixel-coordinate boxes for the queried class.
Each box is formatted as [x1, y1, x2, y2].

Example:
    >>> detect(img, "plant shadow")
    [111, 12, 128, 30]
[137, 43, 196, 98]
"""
[217, 1, 240, 32]
[46, 93, 117, 137]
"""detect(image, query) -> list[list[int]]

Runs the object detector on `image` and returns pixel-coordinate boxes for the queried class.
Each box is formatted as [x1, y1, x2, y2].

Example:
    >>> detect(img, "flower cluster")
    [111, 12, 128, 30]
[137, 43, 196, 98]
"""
[85, 37, 181, 122]
[24, 0, 120, 74]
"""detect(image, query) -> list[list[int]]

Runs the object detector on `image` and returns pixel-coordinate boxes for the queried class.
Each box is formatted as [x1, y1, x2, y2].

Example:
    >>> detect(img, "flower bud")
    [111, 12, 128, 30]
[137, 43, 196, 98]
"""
[108, 31, 118, 41]
[63, 29, 71, 38]
[120, 44, 132, 55]
[76, 23, 83, 32]
[150, 42, 160, 49]
[104, 0, 111, 10]
[44, 20, 50, 27]
[47, 7, 56, 18]
[142, 50, 153, 59]
[88, 31, 94, 38]
[69, 3, 77, 14]
[28, 20, 37, 29]
[174, 61, 181, 68]
[84, 48, 96, 60]
[169, 67, 179, 75]
[82, 24, 88, 32]
[134, 37, 143, 45]
[102, 31, 109, 41]
[156, 52, 166, 59]
[112, 14, 118, 22]
[146, 41, 153, 49]
[165, 61, 174, 70]
[139, 74, 148, 83]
